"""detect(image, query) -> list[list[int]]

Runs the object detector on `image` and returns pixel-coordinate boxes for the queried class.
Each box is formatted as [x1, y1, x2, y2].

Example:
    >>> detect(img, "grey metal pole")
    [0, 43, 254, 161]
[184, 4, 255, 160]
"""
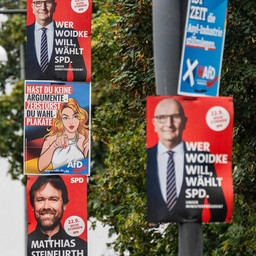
[152, 0, 181, 95]
[152, 0, 203, 255]
[20, 44, 25, 80]
[179, 223, 203, 256]
[0, 9, 27, 14]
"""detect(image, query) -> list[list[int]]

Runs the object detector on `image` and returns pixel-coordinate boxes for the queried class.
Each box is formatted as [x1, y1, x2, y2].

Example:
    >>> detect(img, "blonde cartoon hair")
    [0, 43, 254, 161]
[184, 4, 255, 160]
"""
[45, 98, 89, 146]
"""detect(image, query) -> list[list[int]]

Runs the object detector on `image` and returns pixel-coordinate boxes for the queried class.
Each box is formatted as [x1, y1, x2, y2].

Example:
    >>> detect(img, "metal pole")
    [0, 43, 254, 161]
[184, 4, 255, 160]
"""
[179, 223, 203, 256]
[152, 0, 181, 95]
[20, 44, 25, 80]
[0, 9, 27, 14]
[152, 0, 203, 255]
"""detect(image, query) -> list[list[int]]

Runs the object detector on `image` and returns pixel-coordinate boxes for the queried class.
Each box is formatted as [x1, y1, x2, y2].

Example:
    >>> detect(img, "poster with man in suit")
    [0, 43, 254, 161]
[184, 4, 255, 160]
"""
[26, 0, 91, 82]
[146, 96, 234, 224]
[26, 175, 88, 256]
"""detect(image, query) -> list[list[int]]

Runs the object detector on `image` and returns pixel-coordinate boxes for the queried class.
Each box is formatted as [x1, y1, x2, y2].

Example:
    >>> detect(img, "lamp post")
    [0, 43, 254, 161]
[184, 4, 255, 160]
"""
[152, 1, 203, 255]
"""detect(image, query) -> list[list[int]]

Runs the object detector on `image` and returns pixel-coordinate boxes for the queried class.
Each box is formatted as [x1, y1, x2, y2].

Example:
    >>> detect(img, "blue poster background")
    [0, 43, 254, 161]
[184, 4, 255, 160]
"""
[178, 0, 228, 96]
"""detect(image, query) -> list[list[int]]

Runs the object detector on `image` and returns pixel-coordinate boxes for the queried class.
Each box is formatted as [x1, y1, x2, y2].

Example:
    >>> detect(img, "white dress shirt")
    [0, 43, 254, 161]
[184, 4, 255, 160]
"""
[34, 21, 54, 65]
[157, 141, 185, 202]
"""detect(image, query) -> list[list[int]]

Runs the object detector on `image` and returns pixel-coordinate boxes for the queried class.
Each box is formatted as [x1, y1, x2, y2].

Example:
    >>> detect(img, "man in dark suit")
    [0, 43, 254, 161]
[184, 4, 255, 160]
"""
[147, 98, 227, 224]
[26, 0, 86, 81]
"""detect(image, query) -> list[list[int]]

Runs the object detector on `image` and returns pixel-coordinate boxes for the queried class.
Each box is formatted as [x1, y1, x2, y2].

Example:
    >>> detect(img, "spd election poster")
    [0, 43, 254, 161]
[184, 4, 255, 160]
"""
[178, 0, 228, 96]
[24, 80, 91, 175]
[26, 175, 88, 256]
[146, 96, 234, 224]
[26, 0, 91, 82]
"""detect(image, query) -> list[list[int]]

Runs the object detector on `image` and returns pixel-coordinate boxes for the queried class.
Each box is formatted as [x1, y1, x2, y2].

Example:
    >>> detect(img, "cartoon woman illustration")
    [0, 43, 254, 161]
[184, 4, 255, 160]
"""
[38, 98, 89, 172]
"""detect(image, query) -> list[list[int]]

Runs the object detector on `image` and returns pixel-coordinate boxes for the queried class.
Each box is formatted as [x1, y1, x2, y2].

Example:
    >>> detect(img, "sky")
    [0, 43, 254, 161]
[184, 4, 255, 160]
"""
[0, 159, 25, 256]
[0, 157, 116, 256]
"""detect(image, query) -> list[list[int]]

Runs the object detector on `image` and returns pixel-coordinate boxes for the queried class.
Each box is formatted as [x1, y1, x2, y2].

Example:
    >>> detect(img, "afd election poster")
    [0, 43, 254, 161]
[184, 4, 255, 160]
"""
[26, 175, 88, 256]
[24, 80, 91, 175]
[26, 0, 91, 82]
[146, 96, 234, 224]
[178, 0, 228, 96]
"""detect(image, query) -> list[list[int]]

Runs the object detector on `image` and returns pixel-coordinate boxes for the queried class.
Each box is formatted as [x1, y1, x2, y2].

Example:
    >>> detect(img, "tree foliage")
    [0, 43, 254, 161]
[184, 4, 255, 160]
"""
[90, 0, 256, 255]
[0, 0, 255, 255]
[0, 0, 26, 181]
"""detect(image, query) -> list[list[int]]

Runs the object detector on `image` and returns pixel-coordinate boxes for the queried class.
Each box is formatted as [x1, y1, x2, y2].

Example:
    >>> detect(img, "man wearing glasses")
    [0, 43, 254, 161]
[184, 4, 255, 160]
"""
[26, 0, 87, 81]
[147, 98, 227, 224]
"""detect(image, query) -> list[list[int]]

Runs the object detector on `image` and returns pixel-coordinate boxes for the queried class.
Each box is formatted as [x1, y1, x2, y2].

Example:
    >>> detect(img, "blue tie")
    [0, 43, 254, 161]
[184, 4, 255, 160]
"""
[40, 27, 48, 72]
[166, 151, 177, 210]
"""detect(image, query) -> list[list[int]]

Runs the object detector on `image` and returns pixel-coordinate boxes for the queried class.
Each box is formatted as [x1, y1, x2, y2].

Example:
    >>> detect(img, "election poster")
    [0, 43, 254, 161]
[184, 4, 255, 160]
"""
[24, 80, 91, 175]
[26, 0, 91, 82]
[26, 175, 88, 256]
[146, 96, 234, 224]
[178, 0, 228, 96]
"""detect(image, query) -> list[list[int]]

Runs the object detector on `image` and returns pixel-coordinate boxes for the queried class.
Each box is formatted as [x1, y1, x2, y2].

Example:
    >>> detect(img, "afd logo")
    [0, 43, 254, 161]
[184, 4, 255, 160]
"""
[197, 65, 218, 88]
[67, 160, 87, 173]
[182, 59, 218, 89]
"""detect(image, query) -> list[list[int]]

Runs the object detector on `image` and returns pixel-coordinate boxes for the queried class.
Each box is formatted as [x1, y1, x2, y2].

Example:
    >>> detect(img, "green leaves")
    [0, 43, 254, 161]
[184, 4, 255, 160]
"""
[0, 0, 256, 254]
[90, 0, 256, 255]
